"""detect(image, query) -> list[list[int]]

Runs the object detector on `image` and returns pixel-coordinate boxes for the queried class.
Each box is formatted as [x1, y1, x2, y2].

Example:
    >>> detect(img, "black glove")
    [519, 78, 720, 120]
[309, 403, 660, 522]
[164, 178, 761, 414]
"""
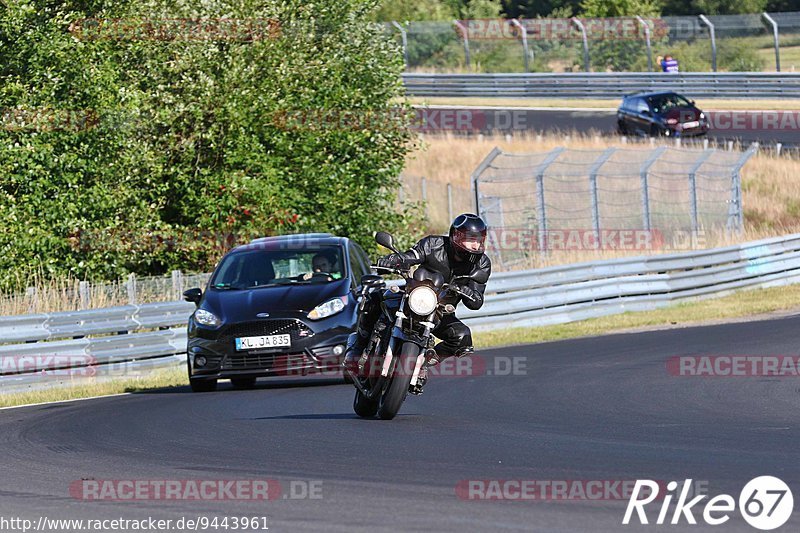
[377, 253, 405, 270]
[451, 283, 479, 304]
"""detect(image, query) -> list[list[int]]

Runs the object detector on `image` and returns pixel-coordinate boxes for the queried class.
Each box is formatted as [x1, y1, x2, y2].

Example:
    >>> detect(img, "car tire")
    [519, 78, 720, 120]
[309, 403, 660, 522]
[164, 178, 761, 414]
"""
[231, 377, 257, 390]
[650, 124, 662, 137]
[617, 120, 627, 135]
[190, 379, 218, 393]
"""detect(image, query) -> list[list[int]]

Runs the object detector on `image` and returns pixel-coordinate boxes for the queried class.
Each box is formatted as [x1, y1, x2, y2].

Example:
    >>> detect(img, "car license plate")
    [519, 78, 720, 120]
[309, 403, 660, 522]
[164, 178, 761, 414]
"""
[235, 334, 291, 351]
[682, 120, 700, 129]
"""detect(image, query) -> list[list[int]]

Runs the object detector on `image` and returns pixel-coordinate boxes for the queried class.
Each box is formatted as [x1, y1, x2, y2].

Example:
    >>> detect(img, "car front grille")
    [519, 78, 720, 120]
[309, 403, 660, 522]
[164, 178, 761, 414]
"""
[222, 352, 313, 371]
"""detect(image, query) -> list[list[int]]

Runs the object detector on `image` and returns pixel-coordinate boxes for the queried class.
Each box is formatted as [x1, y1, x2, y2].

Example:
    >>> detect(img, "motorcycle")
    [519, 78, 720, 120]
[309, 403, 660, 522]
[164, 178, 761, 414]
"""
[344, 231, 479, 420]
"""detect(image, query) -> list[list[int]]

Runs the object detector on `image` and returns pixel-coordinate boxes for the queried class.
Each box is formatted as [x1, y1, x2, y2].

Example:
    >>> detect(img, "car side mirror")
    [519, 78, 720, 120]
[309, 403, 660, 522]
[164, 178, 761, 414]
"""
[375, 231, 399, 253]
[183, 288, 202, 305]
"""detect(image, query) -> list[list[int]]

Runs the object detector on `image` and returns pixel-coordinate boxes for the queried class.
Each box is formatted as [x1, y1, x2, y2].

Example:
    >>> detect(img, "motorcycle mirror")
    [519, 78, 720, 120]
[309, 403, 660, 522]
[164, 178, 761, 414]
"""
[375, 231, 399, 253]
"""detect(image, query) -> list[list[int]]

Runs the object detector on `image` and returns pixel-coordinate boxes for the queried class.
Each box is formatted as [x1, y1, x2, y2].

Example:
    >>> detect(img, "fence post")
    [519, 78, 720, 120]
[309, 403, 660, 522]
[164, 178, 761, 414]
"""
[635, 16, 653, 71]
[510, 19, 529, 72]
[447, 183, 453, 221]
[421, 176, 428, 220]
[688, 150, 714, 237]
[471, 147, 503, 215]
[78, 281, 90, 310]
[171, 270, 184, 300]
[127, 273, 137, 305]
[639, 147, 666, 232]
[762, 13, 780, 72]
[533, 147, 566, 253]
[25, 286, 37, 314]
[453, 20, 471, 70]
[391, 21, 409, 68]
[728, 144, 758, 233]
[698, 15, 717, 72]
[571, 18, 590, 72]
[588, 148, 616, 238]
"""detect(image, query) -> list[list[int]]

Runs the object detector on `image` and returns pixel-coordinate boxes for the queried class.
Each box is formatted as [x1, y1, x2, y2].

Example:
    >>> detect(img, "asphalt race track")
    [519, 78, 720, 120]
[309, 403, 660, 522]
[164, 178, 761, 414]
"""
[419, 105, 800, 147]
[2, 315, 800, 532]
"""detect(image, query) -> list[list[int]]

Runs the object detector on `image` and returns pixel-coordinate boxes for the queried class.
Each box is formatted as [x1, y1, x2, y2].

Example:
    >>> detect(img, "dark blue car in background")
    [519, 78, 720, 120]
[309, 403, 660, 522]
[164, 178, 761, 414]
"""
[183, 233, 372, 392]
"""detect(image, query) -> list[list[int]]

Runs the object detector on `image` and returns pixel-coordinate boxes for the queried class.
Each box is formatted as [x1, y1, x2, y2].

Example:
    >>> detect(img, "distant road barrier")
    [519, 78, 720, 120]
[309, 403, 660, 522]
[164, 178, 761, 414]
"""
[3, 233, 800, 389]
[403, 73, 800, 99]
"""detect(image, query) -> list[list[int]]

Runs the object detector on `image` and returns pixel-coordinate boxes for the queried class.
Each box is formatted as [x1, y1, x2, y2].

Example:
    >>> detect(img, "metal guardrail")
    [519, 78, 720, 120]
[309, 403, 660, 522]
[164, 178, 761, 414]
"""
[403, 73, 800, 99]
[3, 233, 800, 389]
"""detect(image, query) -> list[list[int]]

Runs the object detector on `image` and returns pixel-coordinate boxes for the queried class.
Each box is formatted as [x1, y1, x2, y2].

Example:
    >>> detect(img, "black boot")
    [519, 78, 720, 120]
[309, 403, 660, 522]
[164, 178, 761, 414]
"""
[342, 330, 368, 376]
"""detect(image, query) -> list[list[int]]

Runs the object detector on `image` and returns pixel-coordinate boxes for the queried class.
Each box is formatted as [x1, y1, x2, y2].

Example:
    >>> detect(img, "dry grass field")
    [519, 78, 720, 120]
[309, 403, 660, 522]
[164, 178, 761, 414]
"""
[404, 132, 800, 240]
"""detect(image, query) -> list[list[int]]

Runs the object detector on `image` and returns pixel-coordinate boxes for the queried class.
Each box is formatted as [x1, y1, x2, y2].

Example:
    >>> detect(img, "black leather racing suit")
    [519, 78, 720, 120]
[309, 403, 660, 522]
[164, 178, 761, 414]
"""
[358, 235, 492, 357]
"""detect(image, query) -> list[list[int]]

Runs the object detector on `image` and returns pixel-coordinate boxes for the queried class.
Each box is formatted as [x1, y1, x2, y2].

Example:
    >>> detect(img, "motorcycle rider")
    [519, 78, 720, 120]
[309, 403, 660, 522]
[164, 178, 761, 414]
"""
[343, 213, 491, 394]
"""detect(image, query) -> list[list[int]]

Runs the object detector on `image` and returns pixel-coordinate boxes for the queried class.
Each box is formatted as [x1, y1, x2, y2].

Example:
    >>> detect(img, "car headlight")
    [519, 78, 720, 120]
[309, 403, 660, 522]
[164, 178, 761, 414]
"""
[308, 295, 348, 320]
[408, 286, 437, 316]
[699, 112, 705, 119]
[194, 309, 221, 327]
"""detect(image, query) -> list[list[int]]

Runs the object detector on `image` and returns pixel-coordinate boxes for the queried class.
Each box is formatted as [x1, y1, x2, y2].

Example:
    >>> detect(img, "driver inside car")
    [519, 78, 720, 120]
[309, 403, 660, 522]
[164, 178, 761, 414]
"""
[303, 252, 342, 281]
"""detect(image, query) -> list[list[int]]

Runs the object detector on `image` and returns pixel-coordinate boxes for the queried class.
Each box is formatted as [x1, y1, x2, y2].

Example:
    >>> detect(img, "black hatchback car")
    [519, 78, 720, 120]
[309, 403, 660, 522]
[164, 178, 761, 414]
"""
[183, 233, 373, 392]
[617, 91, 709, 138]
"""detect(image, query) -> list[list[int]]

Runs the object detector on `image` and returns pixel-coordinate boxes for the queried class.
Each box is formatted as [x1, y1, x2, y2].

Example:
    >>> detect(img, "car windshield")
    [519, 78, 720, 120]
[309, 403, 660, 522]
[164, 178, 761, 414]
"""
[648, 94, 692, 114]
[210, 245, 345, 290]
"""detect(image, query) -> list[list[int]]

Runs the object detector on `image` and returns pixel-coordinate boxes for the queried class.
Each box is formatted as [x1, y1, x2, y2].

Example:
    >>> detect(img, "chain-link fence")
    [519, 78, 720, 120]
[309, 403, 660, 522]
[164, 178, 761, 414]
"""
[472, 145, 756, 268]
[398, 174, 474, 232]
[1, 271, 212, 315]
[384, 11, 800, 73]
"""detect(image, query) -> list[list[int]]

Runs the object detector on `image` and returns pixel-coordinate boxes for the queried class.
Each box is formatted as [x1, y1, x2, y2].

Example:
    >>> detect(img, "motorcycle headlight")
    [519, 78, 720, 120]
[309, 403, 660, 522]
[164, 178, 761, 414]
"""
[308, 295, 348, 320]
[194, 309, 221, 327]
[408, 286, 437, 316]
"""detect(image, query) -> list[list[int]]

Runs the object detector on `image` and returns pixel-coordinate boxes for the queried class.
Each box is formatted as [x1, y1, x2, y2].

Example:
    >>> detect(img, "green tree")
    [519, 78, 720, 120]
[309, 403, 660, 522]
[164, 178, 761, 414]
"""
[0, 0, 416, 289]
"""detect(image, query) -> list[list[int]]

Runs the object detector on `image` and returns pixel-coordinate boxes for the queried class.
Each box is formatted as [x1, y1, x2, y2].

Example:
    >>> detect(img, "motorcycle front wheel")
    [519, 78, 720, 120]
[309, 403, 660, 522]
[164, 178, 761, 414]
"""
[377, 342, 420, 420]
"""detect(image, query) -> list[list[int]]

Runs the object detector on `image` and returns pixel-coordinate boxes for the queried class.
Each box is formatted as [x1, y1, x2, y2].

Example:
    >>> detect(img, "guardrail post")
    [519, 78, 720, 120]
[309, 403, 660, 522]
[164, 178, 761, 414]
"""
[471, 147, 503, 215]
[762, 13, 780, 72]
[510, 19, 529, 72]
[453, 20, 471, 70]
[588, 148, 616, 238]
[78, 281, 90, 310]
[127, 273, 137, 305]
[689, 150, 714, 237]
[698, 15, 717, 72]
[635, 16, 653, 71]
[533, 147, 565, 253]
[391, 21, 409, 68]
[447, 182, 453, 221]
[639, 147, 666, 232]
[571, 18, 590, 72]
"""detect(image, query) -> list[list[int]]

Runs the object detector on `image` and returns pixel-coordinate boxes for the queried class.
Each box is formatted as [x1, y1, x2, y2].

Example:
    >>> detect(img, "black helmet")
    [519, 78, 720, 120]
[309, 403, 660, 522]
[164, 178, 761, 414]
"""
[448, 213, 487, 264]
